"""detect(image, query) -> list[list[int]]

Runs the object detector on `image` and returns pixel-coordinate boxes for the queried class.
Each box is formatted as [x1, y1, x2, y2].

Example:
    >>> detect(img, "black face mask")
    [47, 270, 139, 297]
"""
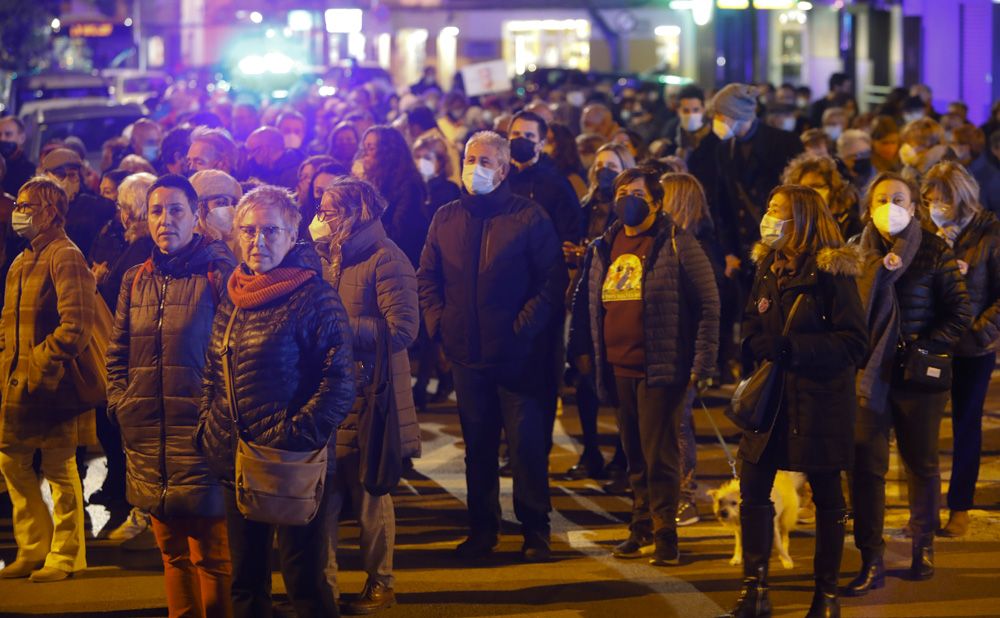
[596, 167, 618, 194]
[614, 195, 651, 227]
[509, 137, 537, 164]
[852, 157, 873, 178]
[0, 141, 17, 158]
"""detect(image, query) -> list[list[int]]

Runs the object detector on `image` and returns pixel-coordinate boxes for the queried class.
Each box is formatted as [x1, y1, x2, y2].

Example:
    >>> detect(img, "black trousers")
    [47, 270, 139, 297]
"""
[224, 488, 336, 618]
[948, 353, 996, 511]
[452, 361, 551, 536]
[95, 405, 126, 502]
[741, 459, 845, 510]
[574, 373, 601, 457]
[851, 386, 948, 556]
[614, 376, 685, 536]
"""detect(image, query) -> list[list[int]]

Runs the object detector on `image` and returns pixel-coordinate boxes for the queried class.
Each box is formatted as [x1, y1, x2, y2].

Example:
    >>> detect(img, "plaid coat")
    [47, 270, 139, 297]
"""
[0, 226, 98, 448]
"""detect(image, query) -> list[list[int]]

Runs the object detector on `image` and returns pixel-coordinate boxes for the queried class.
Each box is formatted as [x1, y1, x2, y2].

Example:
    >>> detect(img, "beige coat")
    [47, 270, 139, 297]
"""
[0, 227, 99, 449]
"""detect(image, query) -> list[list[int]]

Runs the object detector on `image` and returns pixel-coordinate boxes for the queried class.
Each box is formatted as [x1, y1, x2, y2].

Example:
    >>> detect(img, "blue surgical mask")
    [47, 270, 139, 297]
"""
[462, 164, 497, 195]
[142, 144, 159, 162]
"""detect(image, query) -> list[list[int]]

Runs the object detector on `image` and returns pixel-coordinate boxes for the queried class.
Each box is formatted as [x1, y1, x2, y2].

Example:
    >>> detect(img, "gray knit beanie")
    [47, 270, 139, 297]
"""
[711, 83, 758, 122]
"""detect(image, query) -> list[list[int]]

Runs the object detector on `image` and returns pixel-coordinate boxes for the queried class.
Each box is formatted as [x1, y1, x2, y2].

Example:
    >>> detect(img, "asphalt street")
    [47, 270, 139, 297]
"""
[1, 381, 999, 618]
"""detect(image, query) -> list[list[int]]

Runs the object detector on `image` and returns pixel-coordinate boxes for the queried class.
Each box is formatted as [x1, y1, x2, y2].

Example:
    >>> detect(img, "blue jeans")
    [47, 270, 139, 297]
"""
[677, 386, 697, 502]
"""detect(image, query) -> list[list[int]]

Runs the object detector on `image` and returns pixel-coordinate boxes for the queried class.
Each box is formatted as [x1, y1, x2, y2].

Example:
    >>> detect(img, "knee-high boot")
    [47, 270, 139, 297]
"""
[806, 509, 847, 618]
[718, 505, 774, 618]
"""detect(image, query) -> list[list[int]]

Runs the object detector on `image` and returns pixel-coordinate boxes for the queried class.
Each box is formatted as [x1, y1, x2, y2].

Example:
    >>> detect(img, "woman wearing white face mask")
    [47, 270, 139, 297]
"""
[310, 177, 420, 614]
[191, 169, 243, 261]
[720, 185, 867, 618]
[921, 162, 1000, 539]
[847, 172, 973, 596]
[410, 135, 460, 410]
[782, 153, 862, 241]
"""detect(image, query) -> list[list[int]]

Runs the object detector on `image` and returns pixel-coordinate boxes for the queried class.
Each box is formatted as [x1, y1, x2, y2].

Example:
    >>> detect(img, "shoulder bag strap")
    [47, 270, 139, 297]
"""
[220, 308, 241, 435]
[781, 295, 805, 337]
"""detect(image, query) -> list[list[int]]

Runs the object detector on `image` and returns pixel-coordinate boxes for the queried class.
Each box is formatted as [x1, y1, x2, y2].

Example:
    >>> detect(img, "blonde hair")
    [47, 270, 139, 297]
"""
[660, 173, 710, 232]
[235, 185, 301, 241]
[901, 117, 945, 149]
[781, 153, 859, 217]
[19, 176, 68, 227]
[861, 171, 921, 219]
[118, 154, 156, 175]
[584, 142, 636, 203]
[319, 176, 389, 286]
[770, 185, 845, 255]
[921, 161, 982, 222]
[117, 172, 156, 242]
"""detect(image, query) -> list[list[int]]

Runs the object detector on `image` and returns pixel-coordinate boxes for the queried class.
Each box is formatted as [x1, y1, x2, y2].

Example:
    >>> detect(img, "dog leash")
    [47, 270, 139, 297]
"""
[695, 393, 739, 480]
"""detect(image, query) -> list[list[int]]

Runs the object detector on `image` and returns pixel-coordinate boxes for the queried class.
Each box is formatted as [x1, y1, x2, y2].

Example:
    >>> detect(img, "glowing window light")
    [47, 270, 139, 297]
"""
[325, 8, 362, 34]
[249, 11, 263, 24]
[655, 25, 682, 37]
[440, 26, 459, 37]
[717, 0, 750, 8]
[288, 11, 312, 32]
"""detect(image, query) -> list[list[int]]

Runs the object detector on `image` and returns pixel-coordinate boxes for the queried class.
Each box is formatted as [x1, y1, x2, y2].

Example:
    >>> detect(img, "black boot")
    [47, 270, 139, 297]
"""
[806, 509, 847, 618]
[910, 535, 934, 581]
[717, 505, 774, 618]
[844, 551, 884, 597]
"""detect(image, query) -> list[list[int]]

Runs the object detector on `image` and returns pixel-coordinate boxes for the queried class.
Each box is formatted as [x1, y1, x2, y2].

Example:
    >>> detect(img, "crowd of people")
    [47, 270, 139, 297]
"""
[0, 68, 998, 618]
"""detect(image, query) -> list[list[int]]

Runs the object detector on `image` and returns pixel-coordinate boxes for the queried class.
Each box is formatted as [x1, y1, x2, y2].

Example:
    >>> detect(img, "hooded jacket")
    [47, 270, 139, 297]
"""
[106, 235, 236, 519]
[568, 216, 721, 403]
[738, 243, 869, 471]
[417, 180, 567, 369]
[196, 243, 355, 483]
[317, 220, 421, 460]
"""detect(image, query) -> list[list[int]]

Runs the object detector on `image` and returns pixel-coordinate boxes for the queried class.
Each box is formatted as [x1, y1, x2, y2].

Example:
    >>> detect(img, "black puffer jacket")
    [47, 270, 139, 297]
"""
[949, 210, 1000, 357]
[894, 228, 973, 346]
[106, 236, 236, 519]
[568, 216, 720, 402]
[738, 244, 869, 471]
[509, 154, 583, 244]
[196, 244, 355, 483]
[417, 180, 567, 368]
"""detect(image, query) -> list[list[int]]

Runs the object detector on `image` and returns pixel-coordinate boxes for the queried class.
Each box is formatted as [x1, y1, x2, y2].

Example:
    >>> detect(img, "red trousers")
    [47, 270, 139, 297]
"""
[150, 515, 233, 618]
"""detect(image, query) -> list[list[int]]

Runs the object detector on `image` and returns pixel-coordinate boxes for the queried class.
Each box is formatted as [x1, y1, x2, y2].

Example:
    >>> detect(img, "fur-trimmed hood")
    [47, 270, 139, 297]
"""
[751, 242, 864, 277]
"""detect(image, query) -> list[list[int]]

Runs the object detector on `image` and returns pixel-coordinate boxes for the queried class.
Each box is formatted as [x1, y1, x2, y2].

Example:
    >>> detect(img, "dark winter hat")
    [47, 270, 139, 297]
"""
[711, 83, 758, 122]
[41, 148, 83, 171]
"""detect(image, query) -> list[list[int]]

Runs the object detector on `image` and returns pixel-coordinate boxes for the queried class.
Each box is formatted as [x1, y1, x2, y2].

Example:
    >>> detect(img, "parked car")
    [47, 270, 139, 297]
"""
[19, 101, 146, 169]
[4, 71, 112, 116]
[102, 69, 171, 106]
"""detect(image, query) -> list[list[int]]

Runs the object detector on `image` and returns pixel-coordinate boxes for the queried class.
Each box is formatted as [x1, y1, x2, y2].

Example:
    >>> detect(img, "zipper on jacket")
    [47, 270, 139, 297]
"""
[156, 275, 170, 510]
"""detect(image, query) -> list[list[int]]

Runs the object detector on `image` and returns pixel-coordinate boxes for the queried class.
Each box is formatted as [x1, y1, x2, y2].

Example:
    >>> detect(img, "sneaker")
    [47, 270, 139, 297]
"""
[676, 500, 700, 527]
[107, 507, 151, 542]
[563, 453, 605, 480]
[120, 527, 158, 551]
[343, 580, 396, 615]
[649, 530, 680, 566]
[612, 533, 653, 559]
[602, 476, 630, 495]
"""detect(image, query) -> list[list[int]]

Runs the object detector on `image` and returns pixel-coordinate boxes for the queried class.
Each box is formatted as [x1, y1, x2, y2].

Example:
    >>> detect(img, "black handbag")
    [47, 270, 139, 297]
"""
[900, 340, 953, 391]
[358, 319, 403, 496]
[727, 295, 804, 433]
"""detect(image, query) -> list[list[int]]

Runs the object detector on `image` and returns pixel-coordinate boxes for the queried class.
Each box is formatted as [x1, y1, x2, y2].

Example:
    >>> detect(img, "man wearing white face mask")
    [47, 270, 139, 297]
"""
[708, 83, 802, 381]
[661, 85, 712, 163]
[417, 131, 567, 563]
[191, 169, 243, 260]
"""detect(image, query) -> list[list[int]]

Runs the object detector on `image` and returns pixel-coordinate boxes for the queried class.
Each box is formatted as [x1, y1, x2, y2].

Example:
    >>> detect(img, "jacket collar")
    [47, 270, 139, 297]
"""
[28, 225, 67, 253]
[340, 219, 386, 264]
[461, 179, 514, 218]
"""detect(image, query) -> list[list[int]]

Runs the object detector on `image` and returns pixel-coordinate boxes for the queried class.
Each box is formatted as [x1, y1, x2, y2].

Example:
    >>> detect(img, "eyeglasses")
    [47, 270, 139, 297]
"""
[13, 202, 38, 214]
[238, 225, 289, 242]
[316, 209, 342, 223]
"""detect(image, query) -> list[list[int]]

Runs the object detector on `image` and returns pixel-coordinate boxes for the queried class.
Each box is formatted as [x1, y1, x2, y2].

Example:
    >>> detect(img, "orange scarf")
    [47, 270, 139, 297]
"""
[227, 266, 314, 309]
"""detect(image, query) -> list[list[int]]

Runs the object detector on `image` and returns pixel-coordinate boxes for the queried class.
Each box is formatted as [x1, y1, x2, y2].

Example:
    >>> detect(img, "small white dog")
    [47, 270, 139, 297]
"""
[709, 471, 801, 569]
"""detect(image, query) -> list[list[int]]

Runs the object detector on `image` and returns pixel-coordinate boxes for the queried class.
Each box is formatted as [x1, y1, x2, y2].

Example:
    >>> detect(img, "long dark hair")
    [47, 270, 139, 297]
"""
[547, 123, 586, 177]
[360, 126, 422, 195]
